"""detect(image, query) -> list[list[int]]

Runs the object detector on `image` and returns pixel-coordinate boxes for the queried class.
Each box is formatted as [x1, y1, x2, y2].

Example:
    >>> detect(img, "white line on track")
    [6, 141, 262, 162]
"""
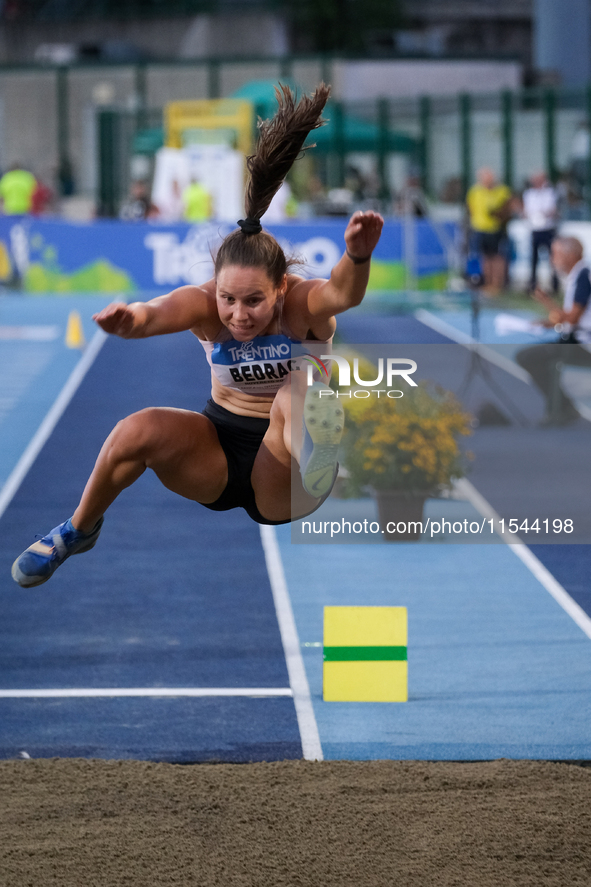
[0, 328, 107, 522]
[455, 477, 591, 641]
[260, 524, 323, 761]
[415, 308, 531, 383]
[0, 331, 297, 705]
[417, 308, 591, 426]
[0, 688, 293, 698]
[0, 324, 60, 341]
[416, 309, 591, 638]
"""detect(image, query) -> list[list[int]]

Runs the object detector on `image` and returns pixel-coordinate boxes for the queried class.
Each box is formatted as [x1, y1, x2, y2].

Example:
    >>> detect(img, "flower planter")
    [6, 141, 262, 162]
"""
[340, 375, 473, 531]
[373, 489, 429, 541]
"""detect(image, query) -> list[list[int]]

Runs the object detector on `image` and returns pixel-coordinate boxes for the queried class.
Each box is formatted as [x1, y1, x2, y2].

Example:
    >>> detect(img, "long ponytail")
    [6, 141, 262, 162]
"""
[215, 83, 331, 284]
[244, 82, 330, 223]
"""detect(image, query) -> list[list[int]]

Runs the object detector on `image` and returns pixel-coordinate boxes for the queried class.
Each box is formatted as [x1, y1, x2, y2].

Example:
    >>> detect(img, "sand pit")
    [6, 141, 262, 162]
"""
[1, 758, 590, 886]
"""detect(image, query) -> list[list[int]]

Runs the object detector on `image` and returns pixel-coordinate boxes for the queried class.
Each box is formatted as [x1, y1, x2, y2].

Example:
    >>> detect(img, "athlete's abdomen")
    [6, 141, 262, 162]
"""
[210, 374, 275, 418]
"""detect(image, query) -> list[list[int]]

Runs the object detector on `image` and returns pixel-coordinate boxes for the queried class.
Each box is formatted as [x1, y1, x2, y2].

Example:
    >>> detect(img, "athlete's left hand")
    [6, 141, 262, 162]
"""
[344, 211, 384, 261]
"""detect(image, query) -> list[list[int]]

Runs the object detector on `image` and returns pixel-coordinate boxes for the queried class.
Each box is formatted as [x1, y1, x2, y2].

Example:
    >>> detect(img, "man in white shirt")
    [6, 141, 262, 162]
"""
[522, 171, 559, 293]
[516, 236, 591, 425]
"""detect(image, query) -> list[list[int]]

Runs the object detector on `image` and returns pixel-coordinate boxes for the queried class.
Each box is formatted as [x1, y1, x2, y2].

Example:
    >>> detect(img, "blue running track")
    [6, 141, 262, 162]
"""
[0, 297, 590, 761]
[0, 298, 300, 761]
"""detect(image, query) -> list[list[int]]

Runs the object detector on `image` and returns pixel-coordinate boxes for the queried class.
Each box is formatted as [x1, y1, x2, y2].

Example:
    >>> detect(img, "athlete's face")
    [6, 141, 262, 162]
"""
[216, 265, 287, 341]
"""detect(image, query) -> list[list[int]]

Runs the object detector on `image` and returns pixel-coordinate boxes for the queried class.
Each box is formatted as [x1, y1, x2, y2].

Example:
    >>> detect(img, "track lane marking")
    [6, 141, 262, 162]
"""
[260, 524, 323, 761]
[0, 328, 107, 521]
[415, 308, 531, 382]
[454, 477, 591, 640]
[0, 688, 293, 698]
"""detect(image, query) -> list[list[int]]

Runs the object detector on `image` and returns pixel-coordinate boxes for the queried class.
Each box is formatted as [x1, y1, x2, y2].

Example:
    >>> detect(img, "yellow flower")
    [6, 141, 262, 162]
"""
[341, 373, 473, 494]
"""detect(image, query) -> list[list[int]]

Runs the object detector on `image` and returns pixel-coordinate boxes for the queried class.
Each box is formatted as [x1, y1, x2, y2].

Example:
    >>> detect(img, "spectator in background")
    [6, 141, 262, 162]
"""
[31, 177, 54, 216]
[156, 179, 184, 224]
[119, 180, 157, 222]
[182, 177, 212, 222]
[0, 163, 36, 214]
[466, 167, 513, 295]
[522, 171, 559, 293]
[261, 181, 296, 223]
[57, 156, 75, 198]
[344, 165, 365, 202]
[396, 175, 428, 218]
[516, 236, 591, 425]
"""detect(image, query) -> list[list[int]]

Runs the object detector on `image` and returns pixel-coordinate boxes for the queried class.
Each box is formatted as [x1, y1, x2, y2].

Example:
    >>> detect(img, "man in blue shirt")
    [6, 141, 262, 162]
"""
[516, 236, 591, 425]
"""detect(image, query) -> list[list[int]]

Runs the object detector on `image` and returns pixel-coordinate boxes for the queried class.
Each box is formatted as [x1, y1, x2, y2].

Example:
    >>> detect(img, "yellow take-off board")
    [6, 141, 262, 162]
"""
[323, 606, 408, 702]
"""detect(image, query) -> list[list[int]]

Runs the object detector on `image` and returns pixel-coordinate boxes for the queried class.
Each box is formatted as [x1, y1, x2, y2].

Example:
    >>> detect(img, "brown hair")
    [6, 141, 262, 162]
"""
[214, 83, 331, 286]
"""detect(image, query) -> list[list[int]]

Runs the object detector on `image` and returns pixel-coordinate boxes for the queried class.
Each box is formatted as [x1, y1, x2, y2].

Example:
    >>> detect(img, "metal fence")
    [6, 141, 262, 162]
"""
[1, 57, 591, 217]
[0, 56, 328, 200]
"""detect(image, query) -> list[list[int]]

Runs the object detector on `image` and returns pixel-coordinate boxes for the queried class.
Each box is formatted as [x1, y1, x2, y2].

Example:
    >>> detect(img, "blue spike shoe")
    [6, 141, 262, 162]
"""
[301, 382, 344, 498]
[11, 516, 104, 588]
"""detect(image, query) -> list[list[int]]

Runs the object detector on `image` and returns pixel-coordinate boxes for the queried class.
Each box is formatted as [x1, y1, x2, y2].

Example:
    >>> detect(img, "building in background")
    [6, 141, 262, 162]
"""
[0, 0, 533, 68]
[2, 0, 590, 92]
[1, 0, 591, 218]
[397, 0, 532, 68]
[534, 0, 591, 88]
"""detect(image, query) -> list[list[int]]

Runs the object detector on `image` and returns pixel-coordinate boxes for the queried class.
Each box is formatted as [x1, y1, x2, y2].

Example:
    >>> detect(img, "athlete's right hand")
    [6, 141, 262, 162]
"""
[93, 302, 136, 337]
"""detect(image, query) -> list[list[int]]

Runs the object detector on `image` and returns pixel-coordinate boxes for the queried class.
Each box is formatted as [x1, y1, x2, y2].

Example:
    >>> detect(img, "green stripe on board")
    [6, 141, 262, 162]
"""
[323, 646, 407, 662]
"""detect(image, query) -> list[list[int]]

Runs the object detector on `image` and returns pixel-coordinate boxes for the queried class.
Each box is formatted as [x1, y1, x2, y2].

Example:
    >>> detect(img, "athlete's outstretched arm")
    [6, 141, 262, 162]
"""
[92, 281, 217, 338]
[303, 211, 383, 319]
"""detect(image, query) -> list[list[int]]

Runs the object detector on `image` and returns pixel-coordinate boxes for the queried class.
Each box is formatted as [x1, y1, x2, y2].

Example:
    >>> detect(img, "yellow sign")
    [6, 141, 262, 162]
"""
[165, 99, 254, 156]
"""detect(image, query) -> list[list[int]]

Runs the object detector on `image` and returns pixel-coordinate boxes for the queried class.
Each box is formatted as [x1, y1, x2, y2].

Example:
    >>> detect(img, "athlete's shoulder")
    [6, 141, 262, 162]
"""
[284, 273, 325, 304]
[147, 280, 220, 338]
[167, 281, 217, 317]
[285, 272, 309, 291]
[283, 274, 312, 318]
[184, 280, 223, 337]
[283, 275, 335, 341]
[185, 279, 217, 300]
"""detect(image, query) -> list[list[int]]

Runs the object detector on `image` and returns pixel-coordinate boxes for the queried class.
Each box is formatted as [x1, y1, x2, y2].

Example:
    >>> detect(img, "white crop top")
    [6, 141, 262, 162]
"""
[198, 305, 332, 397]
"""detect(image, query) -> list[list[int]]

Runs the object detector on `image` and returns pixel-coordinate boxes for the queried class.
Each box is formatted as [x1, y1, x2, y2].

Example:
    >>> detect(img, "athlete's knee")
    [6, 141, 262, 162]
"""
[269, 386, 290, 425]
[272, 379, 297, 423]
[108, 408, 170, 460]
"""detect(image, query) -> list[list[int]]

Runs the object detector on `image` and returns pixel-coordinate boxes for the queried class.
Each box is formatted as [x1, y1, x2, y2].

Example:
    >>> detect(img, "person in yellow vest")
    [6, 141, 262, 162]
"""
[466, 167, 514, 295]
[182, 177, 212, 222]
[0, 164, 37, 215]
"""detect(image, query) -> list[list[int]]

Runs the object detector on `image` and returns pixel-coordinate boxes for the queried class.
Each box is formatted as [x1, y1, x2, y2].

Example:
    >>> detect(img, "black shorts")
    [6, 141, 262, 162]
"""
[201, 399, 286, 525]
[474, 230, 505, 257]
[202, 398, 332, 527]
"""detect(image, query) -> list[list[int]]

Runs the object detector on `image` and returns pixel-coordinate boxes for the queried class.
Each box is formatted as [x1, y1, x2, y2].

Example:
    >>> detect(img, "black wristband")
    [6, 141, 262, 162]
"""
[346, 249, 372, 265]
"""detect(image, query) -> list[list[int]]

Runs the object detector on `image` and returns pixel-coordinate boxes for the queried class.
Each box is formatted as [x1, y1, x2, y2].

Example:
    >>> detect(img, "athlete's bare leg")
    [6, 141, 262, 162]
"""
[251, 375, 322, 522]
[72, 407, 228, 533]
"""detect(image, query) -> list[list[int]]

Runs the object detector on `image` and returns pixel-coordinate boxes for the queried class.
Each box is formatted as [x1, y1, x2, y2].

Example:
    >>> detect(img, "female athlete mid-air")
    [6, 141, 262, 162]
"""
[12, 84, 383, 587]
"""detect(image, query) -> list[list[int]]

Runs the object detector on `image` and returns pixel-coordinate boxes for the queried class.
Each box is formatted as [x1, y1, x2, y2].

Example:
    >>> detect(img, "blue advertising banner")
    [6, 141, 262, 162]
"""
[0, 217, 456, 294]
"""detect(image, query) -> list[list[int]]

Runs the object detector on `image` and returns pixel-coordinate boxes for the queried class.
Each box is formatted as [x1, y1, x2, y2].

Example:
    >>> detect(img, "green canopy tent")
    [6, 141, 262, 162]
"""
[132, 79, 417, 179]
[231, 77, 302, 121]
[307, 113, 416, 154]
[230, 79, 417, 154]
